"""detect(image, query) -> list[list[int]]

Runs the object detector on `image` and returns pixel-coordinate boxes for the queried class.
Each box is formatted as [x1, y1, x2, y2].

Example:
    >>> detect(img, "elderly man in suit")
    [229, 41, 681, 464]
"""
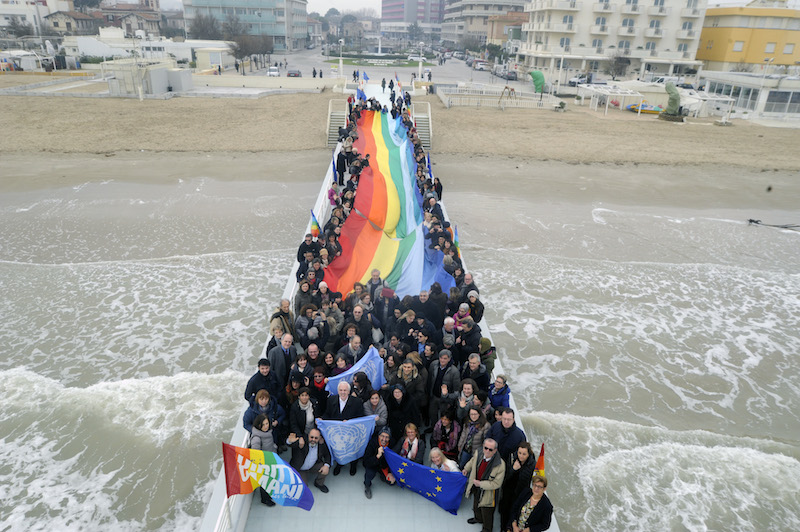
[323, 381, 364, 476]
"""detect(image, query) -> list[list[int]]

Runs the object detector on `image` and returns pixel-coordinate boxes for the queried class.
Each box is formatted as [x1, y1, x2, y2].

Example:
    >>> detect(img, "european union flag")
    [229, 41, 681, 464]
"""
[356, 87, 367, 102]
[383, 448, 468, 515]
[362, 71, 370, 82]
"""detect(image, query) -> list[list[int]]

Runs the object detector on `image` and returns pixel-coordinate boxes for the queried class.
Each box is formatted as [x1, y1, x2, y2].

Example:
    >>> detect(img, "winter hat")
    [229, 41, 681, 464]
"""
[467, 290, 479, 300]
[479, 338, 492, 354]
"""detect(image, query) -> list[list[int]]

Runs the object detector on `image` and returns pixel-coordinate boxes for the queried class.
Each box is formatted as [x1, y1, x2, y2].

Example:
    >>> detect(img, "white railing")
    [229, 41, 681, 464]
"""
[411, 101, 433, 142]
[326, 99, 347, 137]
[438, 87, 563, 110]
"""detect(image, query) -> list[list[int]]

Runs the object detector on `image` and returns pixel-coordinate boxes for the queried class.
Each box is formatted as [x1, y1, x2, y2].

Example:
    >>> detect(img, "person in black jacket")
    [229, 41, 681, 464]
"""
[362, 427, 396, 499]
[288, 387, 319, 436]
[244, 358, 281, 406]
[506, 475, 553, 532]
[499, 442, 537, 531]
[323, 381, 364, 476]
[386, 383, 421, 440]
[487, 409, 527, 465]
[287, 428, 332, 493]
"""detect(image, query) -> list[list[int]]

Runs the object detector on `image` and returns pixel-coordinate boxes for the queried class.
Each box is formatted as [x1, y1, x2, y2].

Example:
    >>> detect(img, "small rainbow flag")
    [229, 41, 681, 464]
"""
[310, 210, 320, 239]
[453, 225, 460, 254]
[534, 443, 545, 478]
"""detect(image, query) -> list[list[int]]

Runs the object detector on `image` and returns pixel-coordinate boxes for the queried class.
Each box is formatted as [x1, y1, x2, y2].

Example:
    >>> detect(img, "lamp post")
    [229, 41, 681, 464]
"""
[759, 57, 775, 116]
[418, 41, 424, 81]
[339, 38, 344, 79]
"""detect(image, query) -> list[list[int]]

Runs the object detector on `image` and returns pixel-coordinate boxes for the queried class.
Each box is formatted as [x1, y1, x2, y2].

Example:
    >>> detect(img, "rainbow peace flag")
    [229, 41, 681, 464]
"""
[310, 210, 320, 239]
[324, 110, 454, 298]
[453, 225, 460, 254]
[222, 442, 314, 510]
[534, 443, 545, 477]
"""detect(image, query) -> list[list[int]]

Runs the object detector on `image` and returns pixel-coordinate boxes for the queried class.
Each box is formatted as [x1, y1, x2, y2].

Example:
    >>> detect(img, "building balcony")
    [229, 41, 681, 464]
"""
[621, 4, 642, 15]
[644, 27, 662, 38]
[546, 22, 578, 32]
[593, 2, 615, 12]
[525, 0, 582, 12]
[590, 24, 609, 34]
[617, 26, 638, 37]
[676, 29, 697, 39]
[522, 22, 534, 32]
[680, 7, 701, 17]
[647, 5, 668, 16]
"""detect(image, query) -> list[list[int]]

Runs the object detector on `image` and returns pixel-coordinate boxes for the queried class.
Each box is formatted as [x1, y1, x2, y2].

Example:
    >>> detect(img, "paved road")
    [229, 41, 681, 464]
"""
[250, 47, 541, 93]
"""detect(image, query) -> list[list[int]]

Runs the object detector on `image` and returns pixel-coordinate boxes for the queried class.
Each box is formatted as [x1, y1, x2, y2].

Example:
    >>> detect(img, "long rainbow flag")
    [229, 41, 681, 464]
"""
[325, 110, 455, 298]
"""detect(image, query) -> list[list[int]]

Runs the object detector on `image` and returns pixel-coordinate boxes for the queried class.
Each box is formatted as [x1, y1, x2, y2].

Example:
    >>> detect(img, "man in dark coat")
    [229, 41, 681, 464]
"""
[296, 233, 320, 262]
[461, 353, 491, 392]
[427, 349, 461, 424]
[244, 358, 281, 406]
[337, 334, 366, 365]
[486, 409, 527, 464]
[267, 333, 297, 387]
[362, 427, 395, 499]
[454, 318, 482, 366]
[459, 272, 480, 303]
[288, 428, 332, 493]
[323, 381, 364, 475]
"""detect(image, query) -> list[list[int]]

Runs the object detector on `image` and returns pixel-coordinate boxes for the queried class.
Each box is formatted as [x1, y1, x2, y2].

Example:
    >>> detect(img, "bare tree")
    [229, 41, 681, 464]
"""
[222, 15, 246, 40]
[189, 13, 222, 40]
[8, 16, 34, 37]
[605, 52, 630, 80]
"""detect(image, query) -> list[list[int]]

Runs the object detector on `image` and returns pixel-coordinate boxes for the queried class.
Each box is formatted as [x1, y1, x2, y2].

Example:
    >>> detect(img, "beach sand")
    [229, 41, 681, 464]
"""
[1, 91, 798, 171]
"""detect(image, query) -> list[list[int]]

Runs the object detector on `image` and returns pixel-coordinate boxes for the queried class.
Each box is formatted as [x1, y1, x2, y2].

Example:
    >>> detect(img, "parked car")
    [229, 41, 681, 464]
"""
[504, 71, 518, 81]
[267, 66, 280, 77]
[287, 69, 302, 77]
[474, 61, 488, 71]
[454, 51, 465, 59]
[568, 74, 588, 86]
[408, 55, 425, 62]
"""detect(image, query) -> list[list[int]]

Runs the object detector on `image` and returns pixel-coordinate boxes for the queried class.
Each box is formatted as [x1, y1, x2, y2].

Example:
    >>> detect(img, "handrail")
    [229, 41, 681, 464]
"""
[326, 99, 347, 138]
[411, 101, 433, 142]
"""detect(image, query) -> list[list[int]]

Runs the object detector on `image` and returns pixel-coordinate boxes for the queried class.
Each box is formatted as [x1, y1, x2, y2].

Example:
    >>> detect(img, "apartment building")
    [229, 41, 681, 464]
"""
[381, 0, 443, 42]
[696, 0, 800, 71]
[441, 0, 526, 46]
[518, 0, 705, 84]
[182, 0, 308, 51]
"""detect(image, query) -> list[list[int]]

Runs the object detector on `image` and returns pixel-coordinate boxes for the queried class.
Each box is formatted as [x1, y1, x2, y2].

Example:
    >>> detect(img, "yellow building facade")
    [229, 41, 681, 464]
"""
[697, 3, 800, 71]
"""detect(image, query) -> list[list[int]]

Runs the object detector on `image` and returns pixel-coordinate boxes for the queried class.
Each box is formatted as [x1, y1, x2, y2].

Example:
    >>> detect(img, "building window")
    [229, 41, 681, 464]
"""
[618, 40, 631, 49]
[592, 38, 603, 48]
[682, 21, 693, 31]
[732, 41, 744, 52]
[765, 42, 776, 53]
[646, 41, 656, 50]
[53, 21, 59, 27]
[653, 0, 663, 6]
[649, 19, 660, 28]
[677, 43, 688, 52]
[596, 16, 606, 26]
[686, 0, 697, 7]
[622, 18, 634, 27]
[783, 43, 794, 54]
[560, 37, 571, 49]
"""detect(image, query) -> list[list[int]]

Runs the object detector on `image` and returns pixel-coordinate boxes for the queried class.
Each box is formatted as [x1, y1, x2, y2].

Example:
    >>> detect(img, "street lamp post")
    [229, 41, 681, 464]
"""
[339, 38, 344, 79]
[418, 41, 424, 81]
[759, 57, 775, 115]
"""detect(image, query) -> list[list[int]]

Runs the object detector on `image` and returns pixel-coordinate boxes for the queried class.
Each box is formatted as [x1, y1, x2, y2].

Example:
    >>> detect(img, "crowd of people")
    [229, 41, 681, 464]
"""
[241, 91, 553, 531]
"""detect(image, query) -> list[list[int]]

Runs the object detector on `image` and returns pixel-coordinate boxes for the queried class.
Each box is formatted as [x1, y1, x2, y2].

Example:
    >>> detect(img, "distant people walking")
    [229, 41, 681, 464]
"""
[313, 67, 317, 78]
[389, 78, 394, 92]
[381, 78, 386, 93]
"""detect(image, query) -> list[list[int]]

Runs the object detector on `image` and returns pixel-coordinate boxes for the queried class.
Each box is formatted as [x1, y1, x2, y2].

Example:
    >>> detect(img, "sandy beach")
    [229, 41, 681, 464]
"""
[1, 88, 798, 171]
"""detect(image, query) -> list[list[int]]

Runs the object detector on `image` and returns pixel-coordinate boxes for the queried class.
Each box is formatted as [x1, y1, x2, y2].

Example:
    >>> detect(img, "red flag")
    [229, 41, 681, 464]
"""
[534, 443, 545, 478]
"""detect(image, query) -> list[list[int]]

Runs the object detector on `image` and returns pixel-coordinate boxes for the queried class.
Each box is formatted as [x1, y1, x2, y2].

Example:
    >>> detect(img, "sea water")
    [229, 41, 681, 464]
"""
[1, 161, 799, 531]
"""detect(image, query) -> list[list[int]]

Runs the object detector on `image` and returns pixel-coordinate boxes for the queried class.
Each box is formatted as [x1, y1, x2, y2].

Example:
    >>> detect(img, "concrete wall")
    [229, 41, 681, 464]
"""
[191, 75, 339, 90]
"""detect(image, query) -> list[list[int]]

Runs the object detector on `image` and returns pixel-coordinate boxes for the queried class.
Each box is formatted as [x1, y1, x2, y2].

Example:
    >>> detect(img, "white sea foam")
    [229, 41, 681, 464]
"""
[0, 369, 247, 531]
[520, 411, 800, 532]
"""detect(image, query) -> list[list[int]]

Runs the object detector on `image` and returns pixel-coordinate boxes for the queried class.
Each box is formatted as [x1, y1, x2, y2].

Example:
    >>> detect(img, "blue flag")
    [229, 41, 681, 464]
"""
[331, 148, 337, 175]
[383, 448, 468, 515]
[362, 71, 369, 82]
[356, 87, 367, 102]
[325, 346, 386, 394]
[317, 416, 376, 465]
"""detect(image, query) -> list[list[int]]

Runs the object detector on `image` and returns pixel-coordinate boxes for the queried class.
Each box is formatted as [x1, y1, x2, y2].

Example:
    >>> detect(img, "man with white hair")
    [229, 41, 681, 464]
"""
[365, 269, 389, 301]
[337, 334, 366, 365]
[323, 381, 364, 475]
[459, 272, 479, 303]
[267, 333, 296, 387]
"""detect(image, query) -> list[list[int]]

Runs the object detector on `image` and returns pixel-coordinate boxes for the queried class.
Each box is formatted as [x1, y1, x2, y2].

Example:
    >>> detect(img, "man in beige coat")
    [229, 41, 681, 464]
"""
[462, 437, 506, 532]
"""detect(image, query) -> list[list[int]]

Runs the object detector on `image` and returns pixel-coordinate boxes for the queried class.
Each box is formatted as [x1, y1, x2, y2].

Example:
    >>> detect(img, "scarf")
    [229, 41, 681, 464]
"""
[463, 422, 480, 452]
[400, 437, 419, 460]
[298, 399, 314, 434]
